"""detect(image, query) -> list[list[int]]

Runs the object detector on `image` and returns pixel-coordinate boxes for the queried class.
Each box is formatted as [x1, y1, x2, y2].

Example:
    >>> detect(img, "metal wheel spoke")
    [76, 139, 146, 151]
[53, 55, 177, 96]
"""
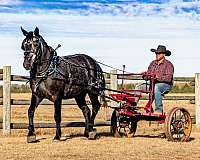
[174, 112, 177, 122]
[118, 127, 121, 133]
[165, 107, 192, 142]
[179, 111, 182, 120]
[179, 114, 184, 120]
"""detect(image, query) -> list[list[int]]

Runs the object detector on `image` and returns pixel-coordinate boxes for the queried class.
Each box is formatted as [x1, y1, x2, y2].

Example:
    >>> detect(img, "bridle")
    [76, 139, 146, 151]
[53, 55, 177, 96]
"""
[23, 34, 57, 80]
[23, 35, 44, 65]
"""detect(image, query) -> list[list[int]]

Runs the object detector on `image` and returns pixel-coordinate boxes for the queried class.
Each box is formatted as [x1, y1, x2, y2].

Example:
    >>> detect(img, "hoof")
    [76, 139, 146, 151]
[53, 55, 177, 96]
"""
[60, 134, 70, 141]
[52, 136, 61, 143]
[27, 134, 36, 143]
[88, 129, 97, 140]
[52, 139, 60, 143]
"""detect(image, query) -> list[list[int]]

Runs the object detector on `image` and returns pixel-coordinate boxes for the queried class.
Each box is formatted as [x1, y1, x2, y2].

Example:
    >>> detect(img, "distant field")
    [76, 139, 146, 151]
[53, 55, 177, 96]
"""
[0, 93, 199, 160]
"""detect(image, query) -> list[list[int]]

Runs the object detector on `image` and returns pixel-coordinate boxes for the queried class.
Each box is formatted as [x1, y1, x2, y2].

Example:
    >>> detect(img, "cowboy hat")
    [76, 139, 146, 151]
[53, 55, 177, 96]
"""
[150, 45, 171, 56]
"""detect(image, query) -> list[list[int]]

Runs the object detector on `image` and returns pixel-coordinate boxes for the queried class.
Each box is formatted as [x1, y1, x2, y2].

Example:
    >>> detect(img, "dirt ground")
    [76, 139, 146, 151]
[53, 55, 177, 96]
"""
[0, 93, 200, 160]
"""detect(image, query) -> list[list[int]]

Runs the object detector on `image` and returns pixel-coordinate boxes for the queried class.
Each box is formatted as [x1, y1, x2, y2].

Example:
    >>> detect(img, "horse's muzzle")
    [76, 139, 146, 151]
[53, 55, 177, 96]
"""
[23, 62, 31, 70]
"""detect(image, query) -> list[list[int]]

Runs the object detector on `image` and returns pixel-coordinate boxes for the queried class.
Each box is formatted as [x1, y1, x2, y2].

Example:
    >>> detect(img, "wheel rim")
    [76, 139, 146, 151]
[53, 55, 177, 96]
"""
[111, 110, 137, 138]
[165, 107, 192, 142]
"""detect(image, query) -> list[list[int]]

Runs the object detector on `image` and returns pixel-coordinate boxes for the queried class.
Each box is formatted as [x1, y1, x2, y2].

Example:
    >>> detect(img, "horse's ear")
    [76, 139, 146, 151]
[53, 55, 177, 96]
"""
[34, 27, 39, 36]
[21, 27, 28, 36]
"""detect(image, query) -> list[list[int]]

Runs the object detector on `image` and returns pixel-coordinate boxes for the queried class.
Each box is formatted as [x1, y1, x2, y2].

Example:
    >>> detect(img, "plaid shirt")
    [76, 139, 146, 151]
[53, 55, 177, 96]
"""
[147, 59, 174, 84]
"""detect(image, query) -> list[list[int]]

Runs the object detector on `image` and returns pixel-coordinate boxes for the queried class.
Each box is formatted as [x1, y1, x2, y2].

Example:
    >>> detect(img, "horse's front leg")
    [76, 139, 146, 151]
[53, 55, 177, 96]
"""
[27, 94, 43, 143]
[53, 99, 62, 141]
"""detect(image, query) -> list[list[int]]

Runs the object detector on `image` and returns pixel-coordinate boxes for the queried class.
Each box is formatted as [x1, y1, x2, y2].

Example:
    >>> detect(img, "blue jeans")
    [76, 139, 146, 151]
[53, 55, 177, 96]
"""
[154, 83, 172, 113]
[135, 82, 172, 113]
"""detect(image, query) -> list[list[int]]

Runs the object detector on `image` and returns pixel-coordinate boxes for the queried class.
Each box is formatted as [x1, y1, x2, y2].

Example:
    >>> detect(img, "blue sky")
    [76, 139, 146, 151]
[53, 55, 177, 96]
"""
[0, 0, 200, 17]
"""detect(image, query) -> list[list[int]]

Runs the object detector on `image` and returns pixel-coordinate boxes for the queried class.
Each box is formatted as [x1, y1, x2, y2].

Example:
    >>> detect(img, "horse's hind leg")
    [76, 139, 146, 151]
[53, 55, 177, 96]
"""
[75, 94, 91, 137]
[88, 93, 101, 130]
[27, 94, 43, 143]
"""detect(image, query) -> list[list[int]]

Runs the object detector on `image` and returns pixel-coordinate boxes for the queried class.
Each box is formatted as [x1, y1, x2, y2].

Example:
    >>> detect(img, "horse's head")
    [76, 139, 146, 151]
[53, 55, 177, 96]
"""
[21, 27, 44, 70]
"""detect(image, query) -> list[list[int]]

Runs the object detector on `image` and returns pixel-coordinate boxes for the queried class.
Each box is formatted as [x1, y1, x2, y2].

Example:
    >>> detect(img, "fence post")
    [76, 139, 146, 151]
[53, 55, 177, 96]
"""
[3, 66, 11, 135]
[105, 70, 118, 120]
[195, 73, 200, 128]
[110, 70, 118, 107]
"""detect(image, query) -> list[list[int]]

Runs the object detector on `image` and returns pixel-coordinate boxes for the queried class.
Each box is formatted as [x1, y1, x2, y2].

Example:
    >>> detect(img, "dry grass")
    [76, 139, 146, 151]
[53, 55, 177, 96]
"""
[0, 93, 199, 160]
[1, 131, 200, 160]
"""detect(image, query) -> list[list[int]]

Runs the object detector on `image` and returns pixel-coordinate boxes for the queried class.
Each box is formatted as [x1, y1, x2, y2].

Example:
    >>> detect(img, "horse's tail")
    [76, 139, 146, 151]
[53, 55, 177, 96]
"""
[95, 62, 105, 93]
[95, 61, 108, 107]
[100, 92, 109, 108]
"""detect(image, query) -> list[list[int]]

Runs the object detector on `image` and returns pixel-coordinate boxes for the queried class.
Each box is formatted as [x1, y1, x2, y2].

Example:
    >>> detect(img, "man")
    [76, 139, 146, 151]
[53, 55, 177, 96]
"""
[136, 45, 174, 114]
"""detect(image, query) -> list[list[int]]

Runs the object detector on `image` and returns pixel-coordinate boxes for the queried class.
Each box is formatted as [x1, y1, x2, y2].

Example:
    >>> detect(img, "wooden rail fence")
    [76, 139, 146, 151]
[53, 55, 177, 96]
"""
[0, 66, 199, 135]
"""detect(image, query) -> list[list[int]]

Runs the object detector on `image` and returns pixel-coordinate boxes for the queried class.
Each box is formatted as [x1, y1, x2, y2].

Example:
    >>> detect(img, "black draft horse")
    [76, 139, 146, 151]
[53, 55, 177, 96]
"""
[21, 27, 105, 142]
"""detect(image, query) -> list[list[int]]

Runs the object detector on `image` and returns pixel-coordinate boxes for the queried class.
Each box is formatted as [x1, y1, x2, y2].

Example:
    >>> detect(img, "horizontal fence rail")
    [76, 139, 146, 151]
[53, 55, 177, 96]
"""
[0, 121, 111, 129]
[0, 96, 195, 106]
[0, 99, 91, 106]
[117, 74, 195, 82]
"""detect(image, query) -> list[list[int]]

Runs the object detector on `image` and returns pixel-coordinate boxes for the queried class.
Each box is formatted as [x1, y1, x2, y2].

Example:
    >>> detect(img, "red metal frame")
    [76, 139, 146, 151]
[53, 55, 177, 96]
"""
[109, 71, 166, 123]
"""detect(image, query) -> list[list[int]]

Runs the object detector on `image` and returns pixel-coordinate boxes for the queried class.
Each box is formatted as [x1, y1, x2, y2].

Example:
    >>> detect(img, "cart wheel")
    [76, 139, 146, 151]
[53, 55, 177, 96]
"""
[165, 107, 192, 142]
[111, 110, 137, 138]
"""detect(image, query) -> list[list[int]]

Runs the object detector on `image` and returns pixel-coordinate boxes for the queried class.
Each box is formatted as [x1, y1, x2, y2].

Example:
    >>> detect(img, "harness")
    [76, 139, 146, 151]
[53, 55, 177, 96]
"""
[28, 41, 104, 95]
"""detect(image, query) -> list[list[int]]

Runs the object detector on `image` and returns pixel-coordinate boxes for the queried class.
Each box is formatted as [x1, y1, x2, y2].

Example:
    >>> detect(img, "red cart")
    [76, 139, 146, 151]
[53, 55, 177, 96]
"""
[109, 72, 192, 142]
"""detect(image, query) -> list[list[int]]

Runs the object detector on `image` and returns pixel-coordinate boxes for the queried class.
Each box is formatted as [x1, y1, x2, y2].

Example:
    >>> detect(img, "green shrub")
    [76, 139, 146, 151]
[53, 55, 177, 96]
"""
[0, 86, 2, 97]
[171, 83, 194, 93]
[118, 82, 194, 93]
[0, 84, 31, 94]
[118, 83, 135, 90]
[11, 84, 31, 93]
